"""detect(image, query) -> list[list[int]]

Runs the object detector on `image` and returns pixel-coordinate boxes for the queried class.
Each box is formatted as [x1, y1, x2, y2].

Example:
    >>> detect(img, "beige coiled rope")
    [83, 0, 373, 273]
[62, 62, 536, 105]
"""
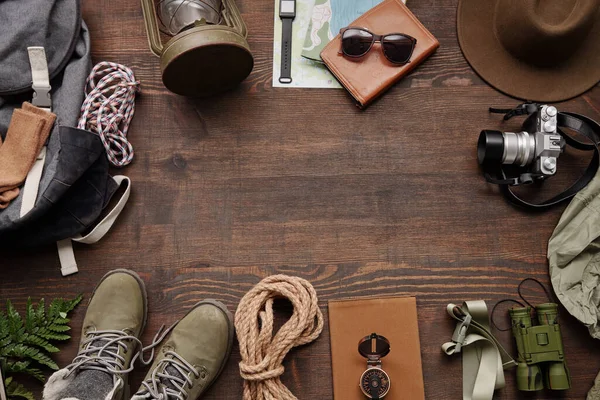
[234, 274, 324, 400]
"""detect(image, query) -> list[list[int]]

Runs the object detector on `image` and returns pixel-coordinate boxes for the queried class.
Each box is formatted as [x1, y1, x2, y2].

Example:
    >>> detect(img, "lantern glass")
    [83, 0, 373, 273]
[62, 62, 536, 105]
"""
[158, 0, 223, 35]
[141, 0, 254, 96]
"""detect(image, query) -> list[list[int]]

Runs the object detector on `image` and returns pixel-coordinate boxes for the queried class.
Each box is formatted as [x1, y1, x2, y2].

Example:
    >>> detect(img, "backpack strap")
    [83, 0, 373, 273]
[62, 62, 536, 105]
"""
[20, 47, 52, 217]
[57, 176, 131, 276]
[28, 47, 52, 110]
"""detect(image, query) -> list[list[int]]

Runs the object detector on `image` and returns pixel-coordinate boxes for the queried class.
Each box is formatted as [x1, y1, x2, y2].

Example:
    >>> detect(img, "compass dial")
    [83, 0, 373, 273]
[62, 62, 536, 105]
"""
[360, 368, 391, 398]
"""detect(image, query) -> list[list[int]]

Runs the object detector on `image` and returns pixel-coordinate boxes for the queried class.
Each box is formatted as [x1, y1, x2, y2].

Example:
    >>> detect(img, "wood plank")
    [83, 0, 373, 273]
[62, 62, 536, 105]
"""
[1, 0, 599, 398]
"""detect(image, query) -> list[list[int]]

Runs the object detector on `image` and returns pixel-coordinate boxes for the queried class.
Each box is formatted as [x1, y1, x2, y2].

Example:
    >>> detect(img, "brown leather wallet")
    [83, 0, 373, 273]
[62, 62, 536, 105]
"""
[321, 0, 439, 108]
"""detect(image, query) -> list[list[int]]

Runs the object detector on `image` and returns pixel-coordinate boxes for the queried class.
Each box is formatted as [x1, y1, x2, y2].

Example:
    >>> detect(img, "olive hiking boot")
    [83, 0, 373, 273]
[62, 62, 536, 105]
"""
[43, 269, 148, 400]
[132, 300, 234, 400]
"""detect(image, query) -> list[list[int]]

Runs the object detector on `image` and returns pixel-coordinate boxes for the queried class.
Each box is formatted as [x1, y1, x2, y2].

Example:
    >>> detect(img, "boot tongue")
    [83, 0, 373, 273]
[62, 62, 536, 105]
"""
[133, 353, 195, 400]
[162, 364, 187, 395]
[89, 337, 123, 365]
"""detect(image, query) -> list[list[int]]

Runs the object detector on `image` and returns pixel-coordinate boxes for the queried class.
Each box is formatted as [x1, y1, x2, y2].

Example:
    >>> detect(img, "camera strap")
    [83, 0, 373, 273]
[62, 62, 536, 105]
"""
[485, 105, 600, 210]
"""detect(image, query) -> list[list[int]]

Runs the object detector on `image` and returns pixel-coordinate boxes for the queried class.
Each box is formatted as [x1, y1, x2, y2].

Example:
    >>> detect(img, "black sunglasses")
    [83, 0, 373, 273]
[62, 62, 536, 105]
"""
[339, 27, 417, 65]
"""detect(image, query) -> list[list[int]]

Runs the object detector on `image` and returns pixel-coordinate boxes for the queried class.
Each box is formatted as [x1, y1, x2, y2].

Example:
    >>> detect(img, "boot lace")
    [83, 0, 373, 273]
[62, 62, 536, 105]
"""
[136, 351, 201, 400]
[65, 326, 173, 377]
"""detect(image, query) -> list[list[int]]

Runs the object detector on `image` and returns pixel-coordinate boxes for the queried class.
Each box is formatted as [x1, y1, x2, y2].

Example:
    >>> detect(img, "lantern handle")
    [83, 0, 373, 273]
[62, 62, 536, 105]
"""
[223, 0, 248, 38]
[141, 0, 164, 57]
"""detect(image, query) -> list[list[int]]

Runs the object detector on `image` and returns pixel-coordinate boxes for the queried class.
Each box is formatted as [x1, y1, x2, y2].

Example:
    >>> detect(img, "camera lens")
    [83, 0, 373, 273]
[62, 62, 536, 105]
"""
[477, 130, 505, 165]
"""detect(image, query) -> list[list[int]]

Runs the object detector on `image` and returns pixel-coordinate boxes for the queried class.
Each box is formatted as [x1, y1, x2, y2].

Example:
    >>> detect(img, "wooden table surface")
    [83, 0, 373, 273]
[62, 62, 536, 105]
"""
[2, 0, 600, 399]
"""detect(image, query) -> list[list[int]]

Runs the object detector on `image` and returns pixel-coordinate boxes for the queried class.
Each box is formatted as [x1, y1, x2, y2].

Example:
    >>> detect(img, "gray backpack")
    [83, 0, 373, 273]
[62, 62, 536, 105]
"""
[0, 0, 130, 275]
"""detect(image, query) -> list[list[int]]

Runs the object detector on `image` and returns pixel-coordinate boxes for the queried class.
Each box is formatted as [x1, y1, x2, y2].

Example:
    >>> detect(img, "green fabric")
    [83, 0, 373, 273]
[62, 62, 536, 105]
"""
[548, 170, 600, 339]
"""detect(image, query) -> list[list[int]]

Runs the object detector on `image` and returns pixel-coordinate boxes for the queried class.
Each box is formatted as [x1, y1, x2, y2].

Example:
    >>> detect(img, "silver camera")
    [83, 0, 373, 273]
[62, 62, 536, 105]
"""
[478, 105, 565, 180]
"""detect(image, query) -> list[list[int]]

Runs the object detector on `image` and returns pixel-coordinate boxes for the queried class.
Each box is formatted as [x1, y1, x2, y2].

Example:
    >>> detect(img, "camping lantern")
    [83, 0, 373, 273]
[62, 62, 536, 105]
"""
[141, 0, 254, 97]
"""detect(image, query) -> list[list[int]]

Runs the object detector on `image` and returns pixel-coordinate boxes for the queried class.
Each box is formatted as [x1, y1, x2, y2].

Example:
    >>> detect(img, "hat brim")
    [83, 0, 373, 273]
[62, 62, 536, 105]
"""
[457, 0, 600, 102]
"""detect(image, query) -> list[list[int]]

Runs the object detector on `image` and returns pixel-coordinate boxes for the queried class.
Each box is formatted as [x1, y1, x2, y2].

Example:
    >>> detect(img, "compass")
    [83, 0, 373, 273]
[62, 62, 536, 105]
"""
[360, 367, 391, 398]
[358, 333, 391, 399]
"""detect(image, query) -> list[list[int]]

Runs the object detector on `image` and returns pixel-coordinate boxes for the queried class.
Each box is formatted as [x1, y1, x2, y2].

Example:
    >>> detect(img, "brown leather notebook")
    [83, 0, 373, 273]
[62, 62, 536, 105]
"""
[320, 0, 439, 108]
[328, 296, 425, 399]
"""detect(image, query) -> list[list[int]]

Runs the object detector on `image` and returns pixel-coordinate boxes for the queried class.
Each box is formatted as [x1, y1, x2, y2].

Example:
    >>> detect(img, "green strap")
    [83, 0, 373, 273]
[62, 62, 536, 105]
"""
[442, 301, 517, 400]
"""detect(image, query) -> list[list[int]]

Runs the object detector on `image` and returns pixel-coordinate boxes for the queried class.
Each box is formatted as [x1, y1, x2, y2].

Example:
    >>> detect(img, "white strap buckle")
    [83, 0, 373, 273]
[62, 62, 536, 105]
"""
[57, 176, 132, 276]
[452, 313, 472, 352]
[27, 47, 52, 110]
[20, 47, 52, 217]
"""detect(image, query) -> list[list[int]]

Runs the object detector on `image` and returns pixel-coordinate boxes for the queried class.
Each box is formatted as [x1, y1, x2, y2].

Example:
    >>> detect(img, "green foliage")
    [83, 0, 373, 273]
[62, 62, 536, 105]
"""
[4, 377, 34, 400]
[0, 296, 82, 400]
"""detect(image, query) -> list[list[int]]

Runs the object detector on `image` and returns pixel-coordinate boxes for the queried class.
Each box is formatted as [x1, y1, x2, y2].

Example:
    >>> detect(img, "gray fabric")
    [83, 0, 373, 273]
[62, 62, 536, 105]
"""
[53, 337, 120, 400]
[0, 126, 117, 247]
[56, 370, 113, 400]
[0, 10, 120, 247]
[165, 365, 186, 392]
[135, 365, 187, 398]
[0, 0, 80, 94]
[0, 21, 92, 222]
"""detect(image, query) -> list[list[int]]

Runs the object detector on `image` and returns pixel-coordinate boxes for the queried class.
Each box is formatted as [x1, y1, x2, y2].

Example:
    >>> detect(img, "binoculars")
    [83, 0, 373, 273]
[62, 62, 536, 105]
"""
[509, 303, 571, 391]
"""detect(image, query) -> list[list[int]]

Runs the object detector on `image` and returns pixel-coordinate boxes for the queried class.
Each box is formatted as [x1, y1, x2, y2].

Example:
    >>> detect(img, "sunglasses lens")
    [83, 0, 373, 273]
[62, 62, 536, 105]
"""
[382, 34, 414, 63]
[342, 29, 374, 57]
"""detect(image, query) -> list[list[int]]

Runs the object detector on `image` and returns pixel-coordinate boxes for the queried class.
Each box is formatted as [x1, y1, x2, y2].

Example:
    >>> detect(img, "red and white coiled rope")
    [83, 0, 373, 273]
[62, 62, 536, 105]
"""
[78, 62, 140, 167]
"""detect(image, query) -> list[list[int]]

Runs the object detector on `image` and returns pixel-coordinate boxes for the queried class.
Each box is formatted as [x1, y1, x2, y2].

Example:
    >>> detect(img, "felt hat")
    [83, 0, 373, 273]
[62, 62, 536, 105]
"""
[457, 0, 600, 102]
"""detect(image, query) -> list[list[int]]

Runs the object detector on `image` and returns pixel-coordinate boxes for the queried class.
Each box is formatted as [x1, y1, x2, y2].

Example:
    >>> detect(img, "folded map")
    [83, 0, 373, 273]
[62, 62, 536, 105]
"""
[302, 0, 406, 61]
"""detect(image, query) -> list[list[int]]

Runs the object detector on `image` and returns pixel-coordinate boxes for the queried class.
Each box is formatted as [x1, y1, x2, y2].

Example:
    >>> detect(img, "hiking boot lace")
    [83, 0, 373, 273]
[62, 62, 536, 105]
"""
[65, 325, 173, 377]
[136, 351, 201, 400]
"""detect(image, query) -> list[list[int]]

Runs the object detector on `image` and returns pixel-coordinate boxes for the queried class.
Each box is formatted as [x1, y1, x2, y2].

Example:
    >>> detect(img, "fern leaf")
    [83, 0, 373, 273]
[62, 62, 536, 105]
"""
[47, 296, 82, 322]
[5, 302, 17, 321]
[35, 300, 45, 324]
[24, 299, 34, 333]
[6, 378, 35, 400]
[27, 368, 45, 382]
[2, 344, 58, 370]
[0, 314, 9, 341]
[2, 360, 44, 382]
[47, 299, 65, 321]
[3, 360, 30, 373]
[33, 329, 70, 342]
[1, 343, 33, 358]
[64, 295, 83, 314]
[46, 324, 70, 333]
[1, 295, 81, 394]
[5, 302, 23, 337]
[22, 334, 59, 353]
[28, 349, 59, 371]
[0, 336, 11, 348]
[25, 368, 45, 383]
[46, 301, 57, 322]
[26, 367, 45, 382]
